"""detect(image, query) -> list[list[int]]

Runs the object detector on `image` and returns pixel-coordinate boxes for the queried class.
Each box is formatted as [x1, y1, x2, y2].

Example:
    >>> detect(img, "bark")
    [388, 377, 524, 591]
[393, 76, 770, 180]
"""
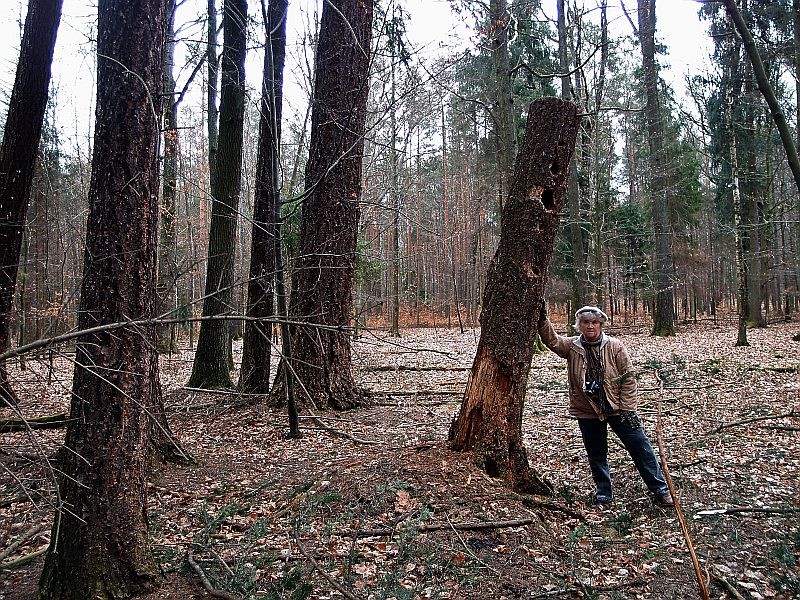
[189, 0, 248, 389]
[638, 0, 675, 336]
[239, 0, 288, 395]
[276, 0, 373, 410]
[38, 0, 165, 596]
[448, 97, 580, 494]
[0, 0, 63, 406]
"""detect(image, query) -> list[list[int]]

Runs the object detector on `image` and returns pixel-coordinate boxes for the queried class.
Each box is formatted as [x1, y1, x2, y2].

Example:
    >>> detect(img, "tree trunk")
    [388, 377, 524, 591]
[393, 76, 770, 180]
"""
[0, 0, 63, 406]
[189, 0, 248, 389]
[239, 0, 288, 395]
[449, 97, 580, 494]
[638, 0, 675, 336]
[158, 0, 180, 353]
[38, 0, 165, 596]
[275, 0, 373, 410]
[207, 0, 219, 189]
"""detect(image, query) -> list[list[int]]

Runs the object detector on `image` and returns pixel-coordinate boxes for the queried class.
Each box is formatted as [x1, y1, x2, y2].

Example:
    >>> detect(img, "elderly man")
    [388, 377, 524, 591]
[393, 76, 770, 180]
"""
[538, 304, 673, 507]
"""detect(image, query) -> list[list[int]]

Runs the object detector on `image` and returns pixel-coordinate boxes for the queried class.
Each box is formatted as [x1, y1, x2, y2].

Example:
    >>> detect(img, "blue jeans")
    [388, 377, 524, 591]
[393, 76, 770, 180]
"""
[578, 415, 668, 501]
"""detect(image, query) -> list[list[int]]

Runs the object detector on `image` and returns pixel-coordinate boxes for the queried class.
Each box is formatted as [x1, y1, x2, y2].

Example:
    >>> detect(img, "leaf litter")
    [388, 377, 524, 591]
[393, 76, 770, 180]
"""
[0, 321, 798, 599]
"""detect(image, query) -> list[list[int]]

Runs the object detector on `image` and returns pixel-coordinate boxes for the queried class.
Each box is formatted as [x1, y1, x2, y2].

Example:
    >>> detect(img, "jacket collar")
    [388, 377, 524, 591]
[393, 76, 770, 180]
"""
[574, 331, 608, 351]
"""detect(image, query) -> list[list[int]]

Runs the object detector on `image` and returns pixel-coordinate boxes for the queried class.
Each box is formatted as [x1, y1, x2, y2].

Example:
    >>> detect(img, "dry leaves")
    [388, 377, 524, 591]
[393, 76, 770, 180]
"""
[0, 321, 798, 599]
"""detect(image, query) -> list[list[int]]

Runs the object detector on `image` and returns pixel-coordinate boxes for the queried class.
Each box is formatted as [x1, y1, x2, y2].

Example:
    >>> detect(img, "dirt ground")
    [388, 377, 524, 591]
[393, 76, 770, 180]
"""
[1, 320, 799, 599]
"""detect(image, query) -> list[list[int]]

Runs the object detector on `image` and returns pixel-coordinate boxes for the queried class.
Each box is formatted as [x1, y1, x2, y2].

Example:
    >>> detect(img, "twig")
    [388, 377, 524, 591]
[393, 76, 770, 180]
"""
[293, 520, 362, 600]
[340, 517, 543, 538]
[710, 569, 747, 599]
[444, 514, 499, 574]
[186, 549, 241, 600]
[653, 370, 711, 600]
[511, 493, 586, 522]
[709, 410, 796, 434]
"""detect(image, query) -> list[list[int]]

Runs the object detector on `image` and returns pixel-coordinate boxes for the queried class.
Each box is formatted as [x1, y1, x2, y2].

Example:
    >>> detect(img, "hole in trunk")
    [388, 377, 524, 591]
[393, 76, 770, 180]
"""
[542, 188, 555, 210]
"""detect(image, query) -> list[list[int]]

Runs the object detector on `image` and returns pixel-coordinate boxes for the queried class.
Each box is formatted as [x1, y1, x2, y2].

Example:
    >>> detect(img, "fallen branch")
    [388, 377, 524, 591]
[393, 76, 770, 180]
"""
[0, 413, 68, 433]
[0, 523, 46, 562]
[294, 521, 362, 600]
[710, 569, 747, 599]
[340, 517, 543, 539]
[709, 410, 796, 434]
[186, 549, 241, 600]
[696, 506, 800, 516]
[654, 370, 711, 600]
[363, 365, 470, 372]
[510, 493, 586, 521]
[0, 546, 48, 570]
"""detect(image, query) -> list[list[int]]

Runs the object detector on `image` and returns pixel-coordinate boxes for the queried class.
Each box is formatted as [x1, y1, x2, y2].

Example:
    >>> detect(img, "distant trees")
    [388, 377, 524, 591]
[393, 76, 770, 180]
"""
[38, 0, 166, 596]
[0, 0, 63, 406]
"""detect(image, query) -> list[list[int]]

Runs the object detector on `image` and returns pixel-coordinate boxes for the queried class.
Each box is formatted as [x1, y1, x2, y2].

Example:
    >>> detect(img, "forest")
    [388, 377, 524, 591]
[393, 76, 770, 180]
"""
[0, 0, 799, 599]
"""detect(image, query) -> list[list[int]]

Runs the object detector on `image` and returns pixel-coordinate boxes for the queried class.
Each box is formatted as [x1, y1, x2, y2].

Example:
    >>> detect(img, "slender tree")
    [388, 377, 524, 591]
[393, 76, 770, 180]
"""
[38, 0, 166, 596]
[0, 0, 63, 406]
[277, 0, 373, 410]
[637, 0, 675, 336]
[189, 0, 248, 388]
[449, 97, 580, 493]
[239, 0, 288, 394]
[158, 0, 180, 352]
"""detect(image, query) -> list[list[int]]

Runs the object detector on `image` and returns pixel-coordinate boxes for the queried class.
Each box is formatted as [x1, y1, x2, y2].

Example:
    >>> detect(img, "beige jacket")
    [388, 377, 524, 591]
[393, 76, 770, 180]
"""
[538, 320, 638, 419]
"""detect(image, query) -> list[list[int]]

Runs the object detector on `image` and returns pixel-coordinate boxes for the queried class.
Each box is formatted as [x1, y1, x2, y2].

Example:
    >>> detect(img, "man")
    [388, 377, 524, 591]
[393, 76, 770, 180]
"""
[538, 304, 673, 507]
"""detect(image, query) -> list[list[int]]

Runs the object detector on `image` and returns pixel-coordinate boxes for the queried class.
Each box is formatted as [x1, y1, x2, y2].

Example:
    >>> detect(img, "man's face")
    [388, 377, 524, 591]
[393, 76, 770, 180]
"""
[578, 318, 603, 342]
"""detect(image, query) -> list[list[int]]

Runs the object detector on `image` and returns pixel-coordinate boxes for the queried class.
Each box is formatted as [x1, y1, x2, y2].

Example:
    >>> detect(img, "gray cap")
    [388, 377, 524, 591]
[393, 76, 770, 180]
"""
[575, 305, 608, 323]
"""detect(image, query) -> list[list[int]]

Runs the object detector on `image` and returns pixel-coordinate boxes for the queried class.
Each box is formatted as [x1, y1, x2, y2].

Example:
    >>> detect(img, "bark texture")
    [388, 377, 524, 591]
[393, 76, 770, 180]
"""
[449, 97, 580, 494]
[189, 0, 248, 388]
[38, 0, 165, 596]
[0, 0, 63, 406]
[239, 0, 288, 394]
[278, 0, 373, 410]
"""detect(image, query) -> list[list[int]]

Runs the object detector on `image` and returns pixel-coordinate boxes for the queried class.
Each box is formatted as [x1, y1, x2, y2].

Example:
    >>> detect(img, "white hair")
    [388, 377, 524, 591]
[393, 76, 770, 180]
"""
[574, 305, 608, 328]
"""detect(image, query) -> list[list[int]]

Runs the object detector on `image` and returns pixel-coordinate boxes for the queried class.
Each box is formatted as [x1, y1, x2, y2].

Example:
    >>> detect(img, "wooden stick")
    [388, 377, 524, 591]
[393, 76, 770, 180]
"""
[709, 410, 796, 434]
[293, 521, 362, 600]
[186, 550, 240, 600]
[0, 523, 45, 562]
[654, 370, 711, 600]
[0, 546, 48, 570]
[340, 517, 543, 539]
[0, 413, 69, 433]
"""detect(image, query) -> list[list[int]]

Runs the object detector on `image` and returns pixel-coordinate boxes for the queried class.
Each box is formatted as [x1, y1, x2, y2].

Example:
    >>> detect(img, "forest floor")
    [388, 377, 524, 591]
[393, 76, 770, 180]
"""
[1, 320, 799, 599]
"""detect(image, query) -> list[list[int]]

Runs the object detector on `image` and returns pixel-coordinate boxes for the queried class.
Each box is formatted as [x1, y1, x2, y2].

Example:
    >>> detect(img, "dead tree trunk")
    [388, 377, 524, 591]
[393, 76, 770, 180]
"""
[449, 97, 580, 494]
